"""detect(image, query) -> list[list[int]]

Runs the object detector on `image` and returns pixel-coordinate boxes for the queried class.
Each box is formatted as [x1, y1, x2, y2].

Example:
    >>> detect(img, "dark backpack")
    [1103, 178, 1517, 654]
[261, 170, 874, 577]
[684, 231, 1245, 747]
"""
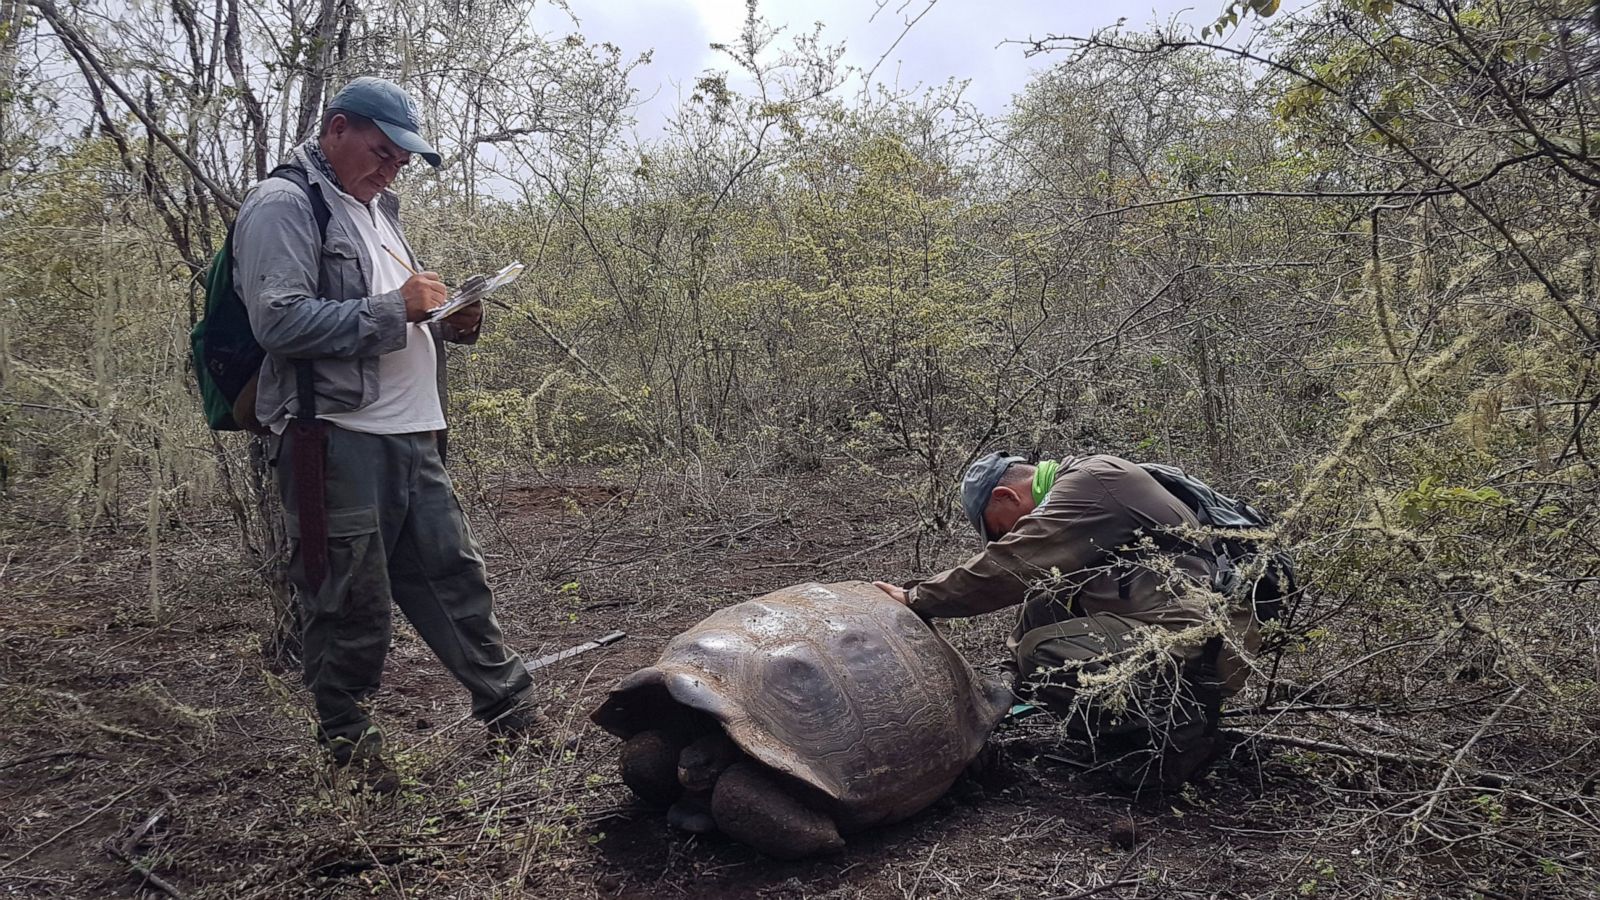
[1139, 463, 1299, 623]
[190, 164, 329, 430]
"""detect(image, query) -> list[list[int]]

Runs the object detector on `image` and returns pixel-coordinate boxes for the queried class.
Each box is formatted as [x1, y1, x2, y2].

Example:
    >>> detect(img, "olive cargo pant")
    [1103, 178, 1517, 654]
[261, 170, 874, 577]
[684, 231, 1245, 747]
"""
[278, 427, 533, 761]
[1016, 613, 1225, 786]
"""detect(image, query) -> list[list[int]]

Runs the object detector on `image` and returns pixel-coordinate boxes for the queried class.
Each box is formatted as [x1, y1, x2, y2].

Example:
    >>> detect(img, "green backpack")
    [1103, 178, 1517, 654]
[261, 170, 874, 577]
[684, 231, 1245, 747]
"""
[190, 164, 330, 430]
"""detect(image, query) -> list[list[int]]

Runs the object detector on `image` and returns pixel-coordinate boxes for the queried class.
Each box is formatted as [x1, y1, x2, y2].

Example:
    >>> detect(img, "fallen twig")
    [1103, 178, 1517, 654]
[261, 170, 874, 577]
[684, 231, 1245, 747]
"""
[0, 749, 103, 771]
[1046, 839, 1150, 900]
[905, 841, 939, 898]
[93, 721, 164, 743]
[103, 805, 185, 899]
[1410, 687, 1527, 835]
[104, 843, 186, 900]
[1247, 731, 1515, 788]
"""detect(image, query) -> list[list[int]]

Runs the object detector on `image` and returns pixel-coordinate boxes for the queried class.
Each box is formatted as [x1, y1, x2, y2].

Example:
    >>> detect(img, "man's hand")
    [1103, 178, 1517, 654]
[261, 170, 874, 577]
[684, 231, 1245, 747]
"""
[402, 272, 448, 322]
[872, 581, 910, 606]
[441, 299, 483, 334]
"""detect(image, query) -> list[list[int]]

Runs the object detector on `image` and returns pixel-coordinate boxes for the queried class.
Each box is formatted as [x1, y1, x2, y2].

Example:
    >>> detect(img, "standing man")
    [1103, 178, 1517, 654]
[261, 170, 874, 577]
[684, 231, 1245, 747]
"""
[235, 77, 537, 790]
[874, 452, 1259, 792]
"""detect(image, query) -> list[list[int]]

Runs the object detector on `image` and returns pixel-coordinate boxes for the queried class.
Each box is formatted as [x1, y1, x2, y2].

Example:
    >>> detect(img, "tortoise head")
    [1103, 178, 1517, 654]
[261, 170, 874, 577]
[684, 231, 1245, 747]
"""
[678, 732, 740, 793]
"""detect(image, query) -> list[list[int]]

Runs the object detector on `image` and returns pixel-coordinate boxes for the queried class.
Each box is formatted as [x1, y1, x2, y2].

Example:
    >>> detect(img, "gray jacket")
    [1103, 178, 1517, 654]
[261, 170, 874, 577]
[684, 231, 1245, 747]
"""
[234, 144, 476, 428]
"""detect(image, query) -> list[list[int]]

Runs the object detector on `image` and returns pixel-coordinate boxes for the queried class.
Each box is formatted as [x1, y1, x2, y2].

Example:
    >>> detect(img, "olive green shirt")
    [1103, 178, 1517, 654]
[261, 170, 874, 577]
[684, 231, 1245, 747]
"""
[910, 455, 1246, 672]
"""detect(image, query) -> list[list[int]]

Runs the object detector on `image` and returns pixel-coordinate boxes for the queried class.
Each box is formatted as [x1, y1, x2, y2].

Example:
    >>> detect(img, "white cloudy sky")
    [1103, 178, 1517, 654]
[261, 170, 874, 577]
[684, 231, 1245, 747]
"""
[530, 0, 1308, 134]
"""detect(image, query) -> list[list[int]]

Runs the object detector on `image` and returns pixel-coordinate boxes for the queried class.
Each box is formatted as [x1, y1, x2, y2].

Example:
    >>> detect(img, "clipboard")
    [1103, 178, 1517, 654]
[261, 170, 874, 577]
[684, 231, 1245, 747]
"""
[426, 261, 525, 322]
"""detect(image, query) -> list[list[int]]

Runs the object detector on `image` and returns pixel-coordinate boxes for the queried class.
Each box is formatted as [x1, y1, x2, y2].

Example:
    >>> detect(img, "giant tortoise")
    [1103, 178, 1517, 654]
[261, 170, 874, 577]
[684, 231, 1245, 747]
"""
[590, 580, 1011, 858]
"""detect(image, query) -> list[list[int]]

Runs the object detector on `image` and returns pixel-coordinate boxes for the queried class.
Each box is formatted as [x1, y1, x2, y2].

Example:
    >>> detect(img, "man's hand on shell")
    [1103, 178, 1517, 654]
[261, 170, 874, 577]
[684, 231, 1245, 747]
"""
[871, 581, 910, 606]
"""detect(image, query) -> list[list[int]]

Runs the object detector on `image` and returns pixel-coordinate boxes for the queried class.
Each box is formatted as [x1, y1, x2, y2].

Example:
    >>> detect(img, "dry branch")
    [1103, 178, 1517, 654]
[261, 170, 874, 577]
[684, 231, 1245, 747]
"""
[27, 0, 241, 210]
[102, 806, 185, 899]
[1409, 687, 1527, 834]
[1248, 732, 1514, 789]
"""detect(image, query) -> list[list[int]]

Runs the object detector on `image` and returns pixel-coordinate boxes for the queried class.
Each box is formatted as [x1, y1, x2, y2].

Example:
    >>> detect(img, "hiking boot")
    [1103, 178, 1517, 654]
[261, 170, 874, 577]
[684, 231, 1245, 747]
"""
[486, 701, 549, 743]
[334, 748, 402, 795]
[1109, 729, 1223, 796]
[325, 729, 401, 796]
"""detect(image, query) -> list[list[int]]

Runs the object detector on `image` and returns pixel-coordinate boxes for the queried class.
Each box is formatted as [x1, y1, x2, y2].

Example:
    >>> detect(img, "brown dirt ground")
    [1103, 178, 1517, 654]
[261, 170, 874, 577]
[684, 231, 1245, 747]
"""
[0, 463, 1589, 899]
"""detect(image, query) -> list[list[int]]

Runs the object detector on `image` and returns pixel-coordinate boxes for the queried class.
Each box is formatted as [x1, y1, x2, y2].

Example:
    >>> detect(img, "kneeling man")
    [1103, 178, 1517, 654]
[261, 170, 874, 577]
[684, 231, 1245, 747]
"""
[875, 452, 1258, 792]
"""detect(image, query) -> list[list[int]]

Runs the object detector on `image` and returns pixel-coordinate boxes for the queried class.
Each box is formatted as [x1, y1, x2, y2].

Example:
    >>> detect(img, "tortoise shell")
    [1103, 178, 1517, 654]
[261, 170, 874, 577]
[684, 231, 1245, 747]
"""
[590, 581, 1011, 831]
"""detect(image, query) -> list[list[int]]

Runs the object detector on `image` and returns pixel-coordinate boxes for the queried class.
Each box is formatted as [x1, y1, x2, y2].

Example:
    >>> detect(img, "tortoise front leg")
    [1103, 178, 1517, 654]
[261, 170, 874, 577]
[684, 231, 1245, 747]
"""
[619, 730, 688, 806]
[710, 761, 844, 859]
[667, 732, 740, 834]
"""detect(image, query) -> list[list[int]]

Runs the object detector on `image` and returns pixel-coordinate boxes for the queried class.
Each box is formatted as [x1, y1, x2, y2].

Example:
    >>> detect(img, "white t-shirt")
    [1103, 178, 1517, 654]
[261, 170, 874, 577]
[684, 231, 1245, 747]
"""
[315, 189, 446, 435]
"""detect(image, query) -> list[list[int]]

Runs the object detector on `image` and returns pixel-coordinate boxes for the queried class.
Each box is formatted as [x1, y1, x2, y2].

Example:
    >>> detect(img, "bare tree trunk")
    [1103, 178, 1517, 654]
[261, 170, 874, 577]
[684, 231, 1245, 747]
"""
[225, 0, 269, 180]
[1190, 277, 1228, 473]
[294, 0, 345, 143]
[0, 0, 26, 178]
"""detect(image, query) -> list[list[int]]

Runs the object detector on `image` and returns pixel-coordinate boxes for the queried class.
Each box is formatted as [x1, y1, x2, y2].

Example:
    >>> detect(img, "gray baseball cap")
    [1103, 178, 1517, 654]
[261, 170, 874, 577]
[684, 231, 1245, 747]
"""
[326, 77, 442, 168]
[961, 451, 1026, 544]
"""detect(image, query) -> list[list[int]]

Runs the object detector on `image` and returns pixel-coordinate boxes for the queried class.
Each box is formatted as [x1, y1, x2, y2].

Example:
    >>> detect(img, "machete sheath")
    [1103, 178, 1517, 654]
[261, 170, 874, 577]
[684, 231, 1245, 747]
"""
[290, 359, 328, 592]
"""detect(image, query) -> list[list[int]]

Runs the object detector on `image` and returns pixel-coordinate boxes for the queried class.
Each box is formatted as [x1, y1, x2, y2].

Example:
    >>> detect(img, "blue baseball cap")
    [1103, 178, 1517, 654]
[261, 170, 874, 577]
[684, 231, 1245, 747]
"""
[961, 451, 1026, 544]
[326, 77, 442, 168]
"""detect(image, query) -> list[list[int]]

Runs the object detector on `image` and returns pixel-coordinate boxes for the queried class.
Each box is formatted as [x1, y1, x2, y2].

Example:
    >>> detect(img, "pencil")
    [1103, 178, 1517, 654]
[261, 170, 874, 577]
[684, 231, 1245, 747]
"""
[381, 243, 420, 276]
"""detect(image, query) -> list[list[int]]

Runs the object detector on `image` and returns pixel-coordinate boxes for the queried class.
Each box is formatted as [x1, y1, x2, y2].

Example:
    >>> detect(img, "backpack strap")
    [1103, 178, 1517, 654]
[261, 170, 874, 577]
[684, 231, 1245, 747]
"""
[266, 163, 332, 243]
[264, 163, 331, 421]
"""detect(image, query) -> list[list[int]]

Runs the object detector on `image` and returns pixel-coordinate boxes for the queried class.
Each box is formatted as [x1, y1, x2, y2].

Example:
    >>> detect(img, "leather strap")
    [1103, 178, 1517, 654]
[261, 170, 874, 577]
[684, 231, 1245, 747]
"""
[291, 359, 327, 591]
[290, 417, 329, 592]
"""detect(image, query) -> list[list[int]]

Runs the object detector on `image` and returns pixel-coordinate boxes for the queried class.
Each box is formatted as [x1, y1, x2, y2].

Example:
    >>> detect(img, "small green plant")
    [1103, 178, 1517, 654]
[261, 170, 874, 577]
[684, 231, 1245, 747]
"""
[1394, 476, 1508, 524]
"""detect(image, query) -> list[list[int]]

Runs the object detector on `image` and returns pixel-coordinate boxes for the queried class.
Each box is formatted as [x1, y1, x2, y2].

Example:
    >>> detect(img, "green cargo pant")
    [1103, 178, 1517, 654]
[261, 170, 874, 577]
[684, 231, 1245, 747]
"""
[277, 427, 533, 761]
[1016, 613, 1224, 786]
